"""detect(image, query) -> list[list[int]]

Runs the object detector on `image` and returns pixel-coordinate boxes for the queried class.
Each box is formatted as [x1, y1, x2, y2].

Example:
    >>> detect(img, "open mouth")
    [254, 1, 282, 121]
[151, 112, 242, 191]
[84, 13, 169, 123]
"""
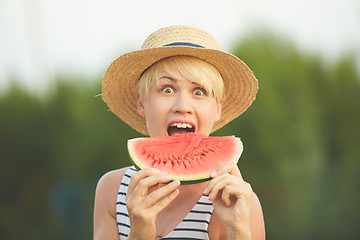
[167, 122, 195, 136]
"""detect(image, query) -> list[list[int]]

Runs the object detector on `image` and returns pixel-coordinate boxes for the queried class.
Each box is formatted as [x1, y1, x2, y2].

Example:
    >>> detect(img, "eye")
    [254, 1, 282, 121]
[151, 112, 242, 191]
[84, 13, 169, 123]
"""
[193, 88, 207, 96]
[161, 86, 175, 94]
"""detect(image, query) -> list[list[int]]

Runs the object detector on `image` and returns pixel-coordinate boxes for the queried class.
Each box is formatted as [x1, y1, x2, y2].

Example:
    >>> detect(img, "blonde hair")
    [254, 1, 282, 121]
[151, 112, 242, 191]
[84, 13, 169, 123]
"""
[137, 56, 224, 102]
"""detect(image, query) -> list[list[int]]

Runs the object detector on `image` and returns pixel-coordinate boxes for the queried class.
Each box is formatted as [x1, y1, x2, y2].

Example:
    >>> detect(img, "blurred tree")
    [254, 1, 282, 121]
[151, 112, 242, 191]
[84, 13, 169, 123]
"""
[0, 84, 55, 239]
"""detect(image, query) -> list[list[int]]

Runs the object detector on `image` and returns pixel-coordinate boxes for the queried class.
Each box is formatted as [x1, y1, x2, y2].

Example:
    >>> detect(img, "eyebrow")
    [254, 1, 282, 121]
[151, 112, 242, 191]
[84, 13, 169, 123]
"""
[159, 75, 200, 85]
[159, 76, 176, 83]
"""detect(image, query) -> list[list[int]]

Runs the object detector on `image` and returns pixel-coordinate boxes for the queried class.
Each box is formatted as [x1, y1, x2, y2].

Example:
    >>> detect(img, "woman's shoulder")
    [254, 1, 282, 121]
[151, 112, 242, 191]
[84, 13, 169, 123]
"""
[94, 167, 131, 239]
[94, 167, 131, 217]
[97, 167, 130, 187]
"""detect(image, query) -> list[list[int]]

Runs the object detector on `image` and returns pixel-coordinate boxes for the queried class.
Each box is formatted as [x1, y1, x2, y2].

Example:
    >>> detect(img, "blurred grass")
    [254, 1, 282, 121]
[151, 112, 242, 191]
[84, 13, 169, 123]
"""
[1, 33, 360, 239]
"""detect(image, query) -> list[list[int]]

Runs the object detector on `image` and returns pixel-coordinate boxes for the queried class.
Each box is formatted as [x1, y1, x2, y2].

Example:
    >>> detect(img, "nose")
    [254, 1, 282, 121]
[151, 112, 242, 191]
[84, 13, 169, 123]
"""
[171, 92, 194, 115]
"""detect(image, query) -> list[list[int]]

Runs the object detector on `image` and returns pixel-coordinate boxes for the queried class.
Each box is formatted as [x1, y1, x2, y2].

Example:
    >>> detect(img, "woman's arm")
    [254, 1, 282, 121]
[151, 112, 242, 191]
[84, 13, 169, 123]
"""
[249, 192, 266, 240]
[206, 163, 266, 240]
[93, 168, 128, 240]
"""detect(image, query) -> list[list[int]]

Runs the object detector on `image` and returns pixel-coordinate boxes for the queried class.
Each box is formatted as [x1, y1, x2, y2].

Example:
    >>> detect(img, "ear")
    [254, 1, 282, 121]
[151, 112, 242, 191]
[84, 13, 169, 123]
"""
[215, 100, 222, 121]
[136, 95, 146, 117]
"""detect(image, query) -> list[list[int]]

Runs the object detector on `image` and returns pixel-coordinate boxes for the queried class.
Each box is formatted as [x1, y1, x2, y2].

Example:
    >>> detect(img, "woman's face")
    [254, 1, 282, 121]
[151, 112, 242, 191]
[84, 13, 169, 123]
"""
[137, 66, 222, 137]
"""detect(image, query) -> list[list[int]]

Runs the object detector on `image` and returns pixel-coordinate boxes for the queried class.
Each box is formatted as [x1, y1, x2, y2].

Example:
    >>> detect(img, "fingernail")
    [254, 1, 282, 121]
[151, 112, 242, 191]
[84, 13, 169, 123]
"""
[210, 170, 217, 177]
[170, 180, 180, 186]
[152, 168, 160, 173]
[203, 187, 208, 194]
[162, 175, 171, 180]
[208, 192, 213, 200]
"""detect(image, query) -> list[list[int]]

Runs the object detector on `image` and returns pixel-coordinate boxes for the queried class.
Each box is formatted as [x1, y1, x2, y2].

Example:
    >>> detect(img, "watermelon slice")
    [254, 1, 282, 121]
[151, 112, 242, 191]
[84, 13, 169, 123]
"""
[127, 133, 243, 184]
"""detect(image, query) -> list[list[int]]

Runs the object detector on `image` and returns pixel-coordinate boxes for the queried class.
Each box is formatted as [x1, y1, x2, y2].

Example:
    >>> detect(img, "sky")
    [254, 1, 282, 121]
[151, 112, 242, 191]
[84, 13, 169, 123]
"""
[0, 0, 359, 93]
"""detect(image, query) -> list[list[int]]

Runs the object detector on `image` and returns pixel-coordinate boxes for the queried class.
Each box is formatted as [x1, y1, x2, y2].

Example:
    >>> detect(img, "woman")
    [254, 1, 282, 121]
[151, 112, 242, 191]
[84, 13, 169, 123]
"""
[94, 25, 265, 240]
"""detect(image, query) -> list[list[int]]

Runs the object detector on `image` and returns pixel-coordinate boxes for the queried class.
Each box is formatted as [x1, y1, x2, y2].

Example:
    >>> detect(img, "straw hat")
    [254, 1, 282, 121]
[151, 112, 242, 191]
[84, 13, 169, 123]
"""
[102, 25, 258, 135]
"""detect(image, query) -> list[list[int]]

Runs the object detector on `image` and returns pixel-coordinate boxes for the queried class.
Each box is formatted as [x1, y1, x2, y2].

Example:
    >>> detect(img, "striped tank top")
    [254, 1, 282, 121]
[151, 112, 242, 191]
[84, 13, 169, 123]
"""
[116, 166, 213, 240]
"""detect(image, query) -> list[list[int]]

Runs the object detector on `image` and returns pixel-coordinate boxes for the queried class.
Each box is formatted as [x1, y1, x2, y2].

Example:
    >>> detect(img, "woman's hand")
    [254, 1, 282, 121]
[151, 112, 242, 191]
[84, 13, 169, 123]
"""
[204, 163, 253, 239]
[125, 168, 180, 240]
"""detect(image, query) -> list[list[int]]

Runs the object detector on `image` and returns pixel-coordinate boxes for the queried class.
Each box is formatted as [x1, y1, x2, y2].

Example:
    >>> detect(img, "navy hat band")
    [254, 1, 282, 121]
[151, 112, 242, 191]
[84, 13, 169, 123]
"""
[163, 42, 205, 48]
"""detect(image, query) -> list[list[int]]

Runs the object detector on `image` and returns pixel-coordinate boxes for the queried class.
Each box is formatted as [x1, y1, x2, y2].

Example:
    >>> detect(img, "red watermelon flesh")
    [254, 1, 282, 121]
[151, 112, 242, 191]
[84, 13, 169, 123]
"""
[127, 133, 243, 184]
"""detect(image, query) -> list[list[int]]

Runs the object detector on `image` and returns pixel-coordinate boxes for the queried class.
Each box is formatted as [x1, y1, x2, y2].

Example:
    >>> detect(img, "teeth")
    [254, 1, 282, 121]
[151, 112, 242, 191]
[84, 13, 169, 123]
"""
[171, 123, 193, 129]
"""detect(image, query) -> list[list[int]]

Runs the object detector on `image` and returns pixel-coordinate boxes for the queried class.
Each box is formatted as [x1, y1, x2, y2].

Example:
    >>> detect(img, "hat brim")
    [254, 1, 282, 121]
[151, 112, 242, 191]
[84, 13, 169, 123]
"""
[102, 45, 258, 135]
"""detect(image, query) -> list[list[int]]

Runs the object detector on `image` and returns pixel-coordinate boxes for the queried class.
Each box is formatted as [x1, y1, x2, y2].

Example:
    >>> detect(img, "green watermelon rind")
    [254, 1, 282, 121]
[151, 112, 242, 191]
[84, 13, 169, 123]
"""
[127, 136, 243, 184]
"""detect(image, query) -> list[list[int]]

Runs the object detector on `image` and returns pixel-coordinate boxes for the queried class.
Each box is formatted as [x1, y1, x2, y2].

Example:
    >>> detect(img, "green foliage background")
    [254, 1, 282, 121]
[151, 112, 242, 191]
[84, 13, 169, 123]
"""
[1, 33, 359, 239]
